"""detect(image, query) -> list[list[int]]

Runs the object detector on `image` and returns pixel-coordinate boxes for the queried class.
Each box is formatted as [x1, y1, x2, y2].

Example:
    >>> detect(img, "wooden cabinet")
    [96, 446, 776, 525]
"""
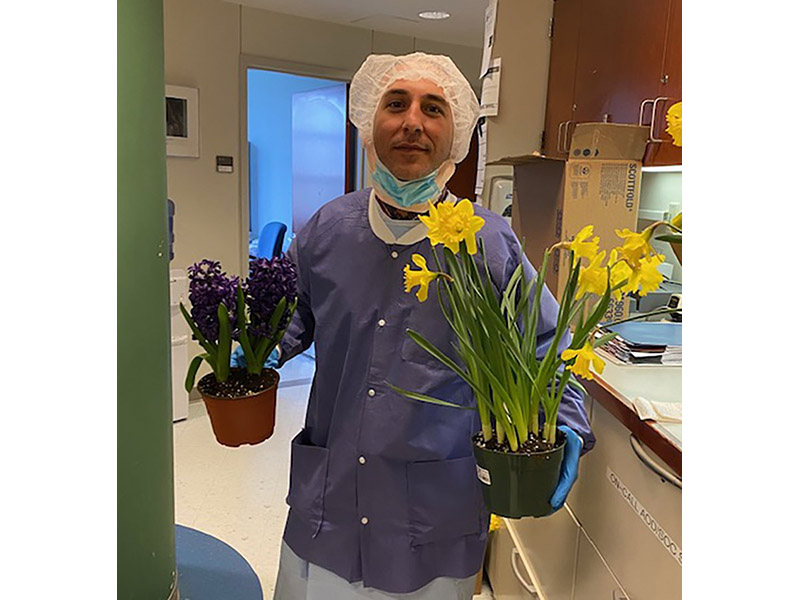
[542, 0, 581, 157]
[543, 0, 681, 165]
[643, 0, 682, 166]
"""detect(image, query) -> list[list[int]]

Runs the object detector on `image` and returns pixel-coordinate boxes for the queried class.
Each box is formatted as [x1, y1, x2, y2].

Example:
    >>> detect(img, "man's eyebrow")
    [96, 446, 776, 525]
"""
[383, 89, 448, 106]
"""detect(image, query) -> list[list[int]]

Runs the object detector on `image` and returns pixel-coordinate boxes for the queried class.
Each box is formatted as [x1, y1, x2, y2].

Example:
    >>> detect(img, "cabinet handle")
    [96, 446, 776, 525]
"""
[511, 548, 541, 598]
[629, 434, 682, 489]
[649, 97, 671, 143]
[557, 121, 566, 153]
[639, 98, 655, 127]
[559, 120, 576, 154]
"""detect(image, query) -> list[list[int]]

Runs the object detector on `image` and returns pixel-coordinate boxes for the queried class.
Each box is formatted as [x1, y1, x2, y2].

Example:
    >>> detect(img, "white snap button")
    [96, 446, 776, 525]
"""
[378, 319, 386, 327]
[359, 456, 366, 464]
[368, 389, 376, 397]
[361, 517, 369, 525]
[391, 251, 399, 259]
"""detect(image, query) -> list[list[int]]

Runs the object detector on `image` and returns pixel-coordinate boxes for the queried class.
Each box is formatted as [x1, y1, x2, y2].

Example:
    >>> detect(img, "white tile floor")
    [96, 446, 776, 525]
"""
[173, 350, 494, 599]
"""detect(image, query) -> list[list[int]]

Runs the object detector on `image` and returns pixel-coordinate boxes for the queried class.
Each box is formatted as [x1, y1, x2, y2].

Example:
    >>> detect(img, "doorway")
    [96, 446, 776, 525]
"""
[246, 68, 350, 257]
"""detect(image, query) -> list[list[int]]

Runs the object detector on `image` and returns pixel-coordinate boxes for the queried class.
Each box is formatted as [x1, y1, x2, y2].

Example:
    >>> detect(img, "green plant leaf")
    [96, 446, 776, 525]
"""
[386, 382, 476, 410]
[592, 331, 618, 348]
[405, 330, 470, 382]
[654, 234, 683, 244]
[267, 296, 288, 338]
[184, 355, 206, 393]
[236, 284, 259, 374]
[179, 302, 217, 356]
[216, 303, 231, 382]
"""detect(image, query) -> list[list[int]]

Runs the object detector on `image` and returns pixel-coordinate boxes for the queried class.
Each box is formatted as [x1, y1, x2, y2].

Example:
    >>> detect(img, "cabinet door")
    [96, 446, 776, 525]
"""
[573, 0, 669, 126]
[573, 528, 628, 600]
[486, 527, 541, 600]
[542, 0, 582, 157]
[644, 0, 682, 166]
[571, 0, 626, 124]
[511, 507, 580, 600]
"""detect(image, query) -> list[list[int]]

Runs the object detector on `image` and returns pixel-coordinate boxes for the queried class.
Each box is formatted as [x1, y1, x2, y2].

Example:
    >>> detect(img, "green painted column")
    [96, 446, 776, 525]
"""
[118, 0, 177, 599]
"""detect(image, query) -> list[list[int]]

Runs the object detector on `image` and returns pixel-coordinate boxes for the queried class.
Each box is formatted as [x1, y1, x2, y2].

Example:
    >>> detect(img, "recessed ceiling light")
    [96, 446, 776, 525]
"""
[418, 11, 451, 20]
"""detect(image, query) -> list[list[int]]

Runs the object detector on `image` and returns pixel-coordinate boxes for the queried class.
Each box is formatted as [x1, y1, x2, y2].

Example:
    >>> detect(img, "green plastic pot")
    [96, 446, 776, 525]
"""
[472, 430, 566, 518]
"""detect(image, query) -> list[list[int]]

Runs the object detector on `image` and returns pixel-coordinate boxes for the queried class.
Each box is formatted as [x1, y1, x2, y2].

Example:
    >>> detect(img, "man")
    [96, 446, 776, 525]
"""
[267, 53, 594, 599]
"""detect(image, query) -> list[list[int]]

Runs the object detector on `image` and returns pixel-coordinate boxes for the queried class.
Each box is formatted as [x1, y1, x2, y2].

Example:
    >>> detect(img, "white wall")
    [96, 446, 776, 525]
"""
[164, 0, 482, 280]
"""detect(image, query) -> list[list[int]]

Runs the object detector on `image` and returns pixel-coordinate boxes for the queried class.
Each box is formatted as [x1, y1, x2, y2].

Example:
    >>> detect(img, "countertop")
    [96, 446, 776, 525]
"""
[584, 360, 682, 476]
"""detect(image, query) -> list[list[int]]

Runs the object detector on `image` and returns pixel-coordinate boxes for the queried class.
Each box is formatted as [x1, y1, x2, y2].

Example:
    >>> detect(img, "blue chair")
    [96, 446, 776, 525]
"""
[256, 221, 287, 259]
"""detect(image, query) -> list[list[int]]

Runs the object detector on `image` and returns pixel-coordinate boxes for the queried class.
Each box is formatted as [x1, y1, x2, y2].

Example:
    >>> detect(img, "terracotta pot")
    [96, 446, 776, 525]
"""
[472, 429, 566, 518]
[199, 370, 279, 447]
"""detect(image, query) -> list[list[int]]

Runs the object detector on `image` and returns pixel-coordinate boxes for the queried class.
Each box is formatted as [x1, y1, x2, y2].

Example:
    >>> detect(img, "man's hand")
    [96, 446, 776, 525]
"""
[549, 425, 583, 512]
[230, 345, 281, 370]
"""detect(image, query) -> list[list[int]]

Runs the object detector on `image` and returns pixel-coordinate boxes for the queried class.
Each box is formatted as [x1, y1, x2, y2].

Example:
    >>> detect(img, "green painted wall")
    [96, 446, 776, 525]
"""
[118, 0, 177, 598]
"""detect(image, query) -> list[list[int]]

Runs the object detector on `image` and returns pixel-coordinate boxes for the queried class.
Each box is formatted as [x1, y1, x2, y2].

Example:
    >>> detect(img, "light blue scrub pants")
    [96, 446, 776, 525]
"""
[273, 541, 478, 600]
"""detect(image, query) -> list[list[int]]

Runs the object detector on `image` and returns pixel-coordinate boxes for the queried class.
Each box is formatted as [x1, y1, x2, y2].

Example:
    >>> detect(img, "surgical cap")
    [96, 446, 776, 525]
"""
[349, 52, 480, 164]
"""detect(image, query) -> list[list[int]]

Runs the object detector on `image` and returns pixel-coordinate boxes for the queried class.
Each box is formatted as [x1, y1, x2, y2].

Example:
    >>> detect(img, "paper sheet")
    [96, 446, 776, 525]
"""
[480, 0, 498, 78]
[479, 58, 502, 117]
[632, 396, 682, 423]
[474, 118, 487, 197]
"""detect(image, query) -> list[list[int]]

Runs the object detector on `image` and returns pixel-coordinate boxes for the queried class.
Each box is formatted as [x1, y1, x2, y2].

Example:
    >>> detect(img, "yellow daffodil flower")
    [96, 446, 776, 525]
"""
[561, 342, 606, 381]
[665, 102, 682, 147]
[576, 251, 607, 298]
[569, 225, 600, 265]
[608, 249, 633, 301]
[489, 514, 504, 533]
[420, 199, 485, 255]
[632, 253, 665, 296]
[615, 227, 654, 267]
[403, 254, 438, 302]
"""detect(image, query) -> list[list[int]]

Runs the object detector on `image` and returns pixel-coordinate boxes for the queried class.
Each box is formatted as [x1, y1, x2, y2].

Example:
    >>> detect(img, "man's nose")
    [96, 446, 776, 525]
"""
[402, 102, 424, 133]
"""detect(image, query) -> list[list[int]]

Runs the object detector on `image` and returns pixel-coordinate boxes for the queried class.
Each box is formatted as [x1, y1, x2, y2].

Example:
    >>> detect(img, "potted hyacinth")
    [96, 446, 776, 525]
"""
[180, 257, 297, 447]
[391, 198, 680, 518]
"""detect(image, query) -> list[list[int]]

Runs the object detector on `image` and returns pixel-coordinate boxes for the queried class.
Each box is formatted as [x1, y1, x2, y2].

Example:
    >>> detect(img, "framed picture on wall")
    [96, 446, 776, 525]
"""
[165, 85, 199, 157]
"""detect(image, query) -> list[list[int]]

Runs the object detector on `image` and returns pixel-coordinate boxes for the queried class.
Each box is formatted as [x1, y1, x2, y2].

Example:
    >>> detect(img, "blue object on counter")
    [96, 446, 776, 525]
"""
[604, 321, 682, 347]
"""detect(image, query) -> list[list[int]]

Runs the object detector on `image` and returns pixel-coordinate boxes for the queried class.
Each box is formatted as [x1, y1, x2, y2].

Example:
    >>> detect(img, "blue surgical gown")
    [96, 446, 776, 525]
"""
[277, 188, 594, 594]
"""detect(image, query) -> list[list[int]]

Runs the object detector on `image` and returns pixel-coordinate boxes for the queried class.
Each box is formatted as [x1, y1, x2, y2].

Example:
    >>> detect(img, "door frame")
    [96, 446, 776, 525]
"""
[238, 54, 354, 271]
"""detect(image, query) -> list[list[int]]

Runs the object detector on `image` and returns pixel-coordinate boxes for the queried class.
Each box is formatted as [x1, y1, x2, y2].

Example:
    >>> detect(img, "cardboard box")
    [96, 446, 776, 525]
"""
[490, 123, 650, 321]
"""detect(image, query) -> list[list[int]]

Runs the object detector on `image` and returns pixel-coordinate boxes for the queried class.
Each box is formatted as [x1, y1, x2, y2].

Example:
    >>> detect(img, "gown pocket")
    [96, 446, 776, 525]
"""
[407, 455, 482, 546]
[286, 429, 330, 537]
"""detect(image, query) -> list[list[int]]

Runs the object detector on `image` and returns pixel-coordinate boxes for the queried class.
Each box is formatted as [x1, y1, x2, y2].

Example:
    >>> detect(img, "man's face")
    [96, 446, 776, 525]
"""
[372, 78, 454, 181]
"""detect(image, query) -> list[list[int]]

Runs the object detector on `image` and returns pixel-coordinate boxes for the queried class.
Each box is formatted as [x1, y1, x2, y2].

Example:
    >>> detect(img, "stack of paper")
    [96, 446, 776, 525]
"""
[596, 321, 682, 366]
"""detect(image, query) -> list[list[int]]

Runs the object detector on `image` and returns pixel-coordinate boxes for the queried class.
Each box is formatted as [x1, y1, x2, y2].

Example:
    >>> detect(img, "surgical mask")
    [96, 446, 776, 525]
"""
[366, 144, 456, 213]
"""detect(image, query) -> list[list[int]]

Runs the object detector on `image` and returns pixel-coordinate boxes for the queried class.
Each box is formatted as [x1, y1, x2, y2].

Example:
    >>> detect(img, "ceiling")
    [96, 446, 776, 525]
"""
[226, 0, 487, 48]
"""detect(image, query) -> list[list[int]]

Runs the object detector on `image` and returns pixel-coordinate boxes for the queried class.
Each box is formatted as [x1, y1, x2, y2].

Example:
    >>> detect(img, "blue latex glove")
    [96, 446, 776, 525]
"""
[230, 345, 281, 369]
[549, 425, 583, 512]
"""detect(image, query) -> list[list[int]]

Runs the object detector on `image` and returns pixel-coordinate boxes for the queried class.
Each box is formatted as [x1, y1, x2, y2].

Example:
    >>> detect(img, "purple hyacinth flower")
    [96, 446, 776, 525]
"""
[245, 255, 297, 339]
[186, 259, 239, 342]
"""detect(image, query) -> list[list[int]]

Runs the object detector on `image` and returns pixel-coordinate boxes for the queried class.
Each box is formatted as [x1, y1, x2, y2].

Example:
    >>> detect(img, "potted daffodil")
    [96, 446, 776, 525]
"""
[391, 198, 679, 518]
[180, 257, 297, 447]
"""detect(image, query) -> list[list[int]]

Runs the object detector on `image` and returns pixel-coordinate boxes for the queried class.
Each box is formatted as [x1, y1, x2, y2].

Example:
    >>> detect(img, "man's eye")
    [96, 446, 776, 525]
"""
[426, 105, 444, 115]
[387, 100, 404, 109]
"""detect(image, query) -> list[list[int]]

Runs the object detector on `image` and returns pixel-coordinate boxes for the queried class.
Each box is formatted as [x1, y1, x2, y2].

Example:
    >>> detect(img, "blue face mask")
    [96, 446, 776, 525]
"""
[371, 159, 442, 209]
